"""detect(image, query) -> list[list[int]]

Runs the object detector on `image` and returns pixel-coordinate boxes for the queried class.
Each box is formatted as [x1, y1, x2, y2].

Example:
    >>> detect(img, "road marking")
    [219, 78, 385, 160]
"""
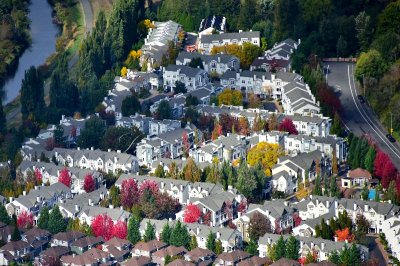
[347, 65, 400, 160]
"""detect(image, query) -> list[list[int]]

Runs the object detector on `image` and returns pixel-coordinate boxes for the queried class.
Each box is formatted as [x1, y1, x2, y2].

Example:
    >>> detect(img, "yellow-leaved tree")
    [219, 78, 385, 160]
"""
[218, 89, 243, 106]
[120, 66, 128, 77]
[247, 142, 283, 176]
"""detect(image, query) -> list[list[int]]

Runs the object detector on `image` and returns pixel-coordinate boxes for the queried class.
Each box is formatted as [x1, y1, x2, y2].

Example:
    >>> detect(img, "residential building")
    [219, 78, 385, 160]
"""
[152, 246, 188, 266]
[176, 52, 239, 75]
[77, 206, 131, 226]
[53, 147, 139, 174]
[35, 246, 69, 266]
[0, 240, 31, 265]
[214, 250, 251, 266]
[70, 236, 104, 255]
[131, 240, 168, 258]
[51, 231, 85, 247]
[184, 247, 215, 265]
[250, 57, 291, 72]
[116, 114, 154, 133]
[22, 228, 52, 256]
[102, 89, 133, 120]
[281, 81, 320, 115]
[264, 39, 301, 61]
[102, 237, 133, 262]
[163, 65, 210, 91]
[288, 114, 331, 137]
[149, 94, 186, 119]
[122, 256, 152, 266]
[61, 248, 113, 265]
[198, 31, 260, 54]
[341, 168, 372, 188]
[198, 15, 226, 37]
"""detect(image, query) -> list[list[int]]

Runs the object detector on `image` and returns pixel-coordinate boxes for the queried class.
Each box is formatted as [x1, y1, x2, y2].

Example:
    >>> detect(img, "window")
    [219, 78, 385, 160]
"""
[242, 80, 245, 84]
[82, 158, 86, 164]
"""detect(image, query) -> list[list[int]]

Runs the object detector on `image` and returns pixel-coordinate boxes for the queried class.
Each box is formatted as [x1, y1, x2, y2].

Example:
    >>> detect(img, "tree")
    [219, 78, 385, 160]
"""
[215, 239, 223, 255]
[248, 93, 261, 108]
[155, 165, 166, 178]
[312, 175, 323, 196]
[355, 50, 387, 81]
[189, 57, 203, 69]
[169, 221, 190, 248]
[121, 95, 141, 116]
[182, 158, 201, 182]
[185, 94, 200, 107]
[374, 151, 389, 178]
[245, 238, 259, 256]
[120, 178, 139, 209]
[329, 250, 340, 265]
[143, 221, 156, 242]
[112, 220, 127, 239]
[206, 231, 216, 252]
[17, 210, 33, 229]
[183, 203, 201, 223]
[274, 236, 286, 261]
[355, 11, 372, 52]
[58, 168, 71, 188]
[238, 117, 250, 135]
[278, 118, 298, 134]
[236, 161, 258, 199]
[335, 227, 354, 242]
[20, 66, 45, 121]
[84, 173, 96, 193]
[174, 81, 187, 94]
[218, 89, 243, 106]
[382, 159, 397, 189]
[330, 112, 342, 135]
[160, 223, 172, 244]
[101, 126, 144, 154]
[189, 235, 198, 250]
[0, 204, 10, 225]
[48, 206, 67, 234]
[11, 226, 21, 241]
[211, 43, 263, 69]
[38, 207, 49, 230]
[155, 100, 172, 120]
[127, 217, 141, 245]
[285, 235, 300, 260]
[248, 212, 271, 240]
[355, 214, 370, 243]
[77, 116, 106, 149]
[91, 214, 114, 241]
[364, 146, 376, 173]
[361, 183, 369, 201]
[247, 142, 282, 176]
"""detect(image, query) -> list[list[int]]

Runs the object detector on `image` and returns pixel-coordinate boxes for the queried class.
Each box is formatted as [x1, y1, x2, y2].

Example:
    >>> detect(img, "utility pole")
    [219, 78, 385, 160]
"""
[390, 112, 393, 135]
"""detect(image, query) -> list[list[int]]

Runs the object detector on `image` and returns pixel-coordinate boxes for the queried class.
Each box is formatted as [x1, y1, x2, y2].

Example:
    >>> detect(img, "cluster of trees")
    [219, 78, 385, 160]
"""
[106, 178, 180, 219]
[217, 89, 243, 106]
[0, 0, 30, 87]
[210, 43, 263, 70]
[91, 213, 127, 240]
[315, 210, 352, 241]
[267, 235, 301, 261]
[37, 206, 67, 234]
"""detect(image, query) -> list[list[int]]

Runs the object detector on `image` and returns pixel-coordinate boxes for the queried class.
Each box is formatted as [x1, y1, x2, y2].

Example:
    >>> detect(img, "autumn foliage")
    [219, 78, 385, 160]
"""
[58, 168, 71, 188]
[34, 168, 42, 184]
[278, 118, 298, 135]
[183, 203, 202, 223]
[120, 178, 139, 209]
[17, 210, 34, 229]
[139, 180, 159, 196]
[91, 214, 115, 241]
[84, 173, 96, 193]
[374, 151, 398, 188]
[335, 227, 354, 242]
[112, 220, 128, 239]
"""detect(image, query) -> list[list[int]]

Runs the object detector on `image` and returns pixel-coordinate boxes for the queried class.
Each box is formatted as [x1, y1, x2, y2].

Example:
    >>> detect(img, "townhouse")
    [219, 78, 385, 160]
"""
[215, 250, 251, 266]
[281, 81, 320, 115]
[250, 57, 291, 73]
[18, 160, 104, 194]
[78, 205, 131, 226]
[185, 86, 213, 106]
[22, 228, 52, 257]
[176, 52, 240, 75]
[102, 89, 133, 120]
[271, 151, 329, 194]
[0, 240, 31, 265]
[381, 216, 400, 261]
[198, 15, 226, 37]
[116, 114, 181, 136]
[35, 246, 69, 266]
[295, 195, 400, 233]
[184, 247, 215, 265]
[6, 183, 72, 218]
[341, 168, 372, 188]
[52, 147, 139, 174]
[149, 94, 186, 119]
[163, 65, 210, 91]
[140, 20, 182, 71]
[247, 131, 287, 148]
[136, 126, 197, 167]
[62, 246, 113, 265]
[51, 231, 85, 248]
[150, 158, 211, 174]
[233, 199, 297, 241]
[264, 38, 301, 61]
[198, 31, 260, 54]
[131, 239, 168, 258]
[284, 134, 346, 162]
[288, 114, 331, 137]
[258, 233, 368, 262]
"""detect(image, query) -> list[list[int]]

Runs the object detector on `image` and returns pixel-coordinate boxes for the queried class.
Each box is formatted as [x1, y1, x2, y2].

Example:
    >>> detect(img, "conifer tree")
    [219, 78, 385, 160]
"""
[206, 231, 216, 252]
[274, 235, 285, 261]
[160, 222, 172, 244]
[37, 207, 49, 230]
[48, 206, 67, 234]
[0, 204, 10, 225]
[189, 235, 198, 250]
[143, 221, 156, 242]
[127, 217, 141, 245]
[285, 235, 300, 260]
[169, 221, 190, 248]
[215, 239, 223, 255]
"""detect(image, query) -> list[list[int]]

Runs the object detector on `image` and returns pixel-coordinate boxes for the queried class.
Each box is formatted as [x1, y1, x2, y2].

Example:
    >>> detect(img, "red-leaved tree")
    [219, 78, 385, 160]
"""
[34, 168, 42, 184]
[382, 160, 397, 189]
[84, 173, 96, 193]
[335, 227, 354, 242]
[17, 210, 34, 229]
[120, 178, 139, 209]
[58, 168, 71, 188]
[374, 151, 389, 178]
[183, 203, 202, 223]
[139, 180, 159, 196]
[293, 213, 302, 227]
[112, 220, 127, 239]
[182, 132, 190, 158]
[278, 118, 298, 135]
[91, 214, 114, 241]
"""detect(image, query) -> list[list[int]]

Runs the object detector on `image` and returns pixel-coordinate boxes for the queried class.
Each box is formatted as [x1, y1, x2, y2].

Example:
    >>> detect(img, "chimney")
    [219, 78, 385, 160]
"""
[326, 201, 329, 208]
[354, 203, 357, 211]
[90, 147, 94, 151]
[180, 184, 183, 191]
[316, 199, 319, 206]
[335, 200, 338, 209]
[108, 149, 111, 152]
[120, 206, 123, 210]
[9, 197, 13, 203]
[321, 242, 325, 250]
[345, 239, 349, 243]
[161, 182, 165, 189]
[238, 211, 242, 217]
[267, 237, 271, 245]
[117, 150, 121, 153]
[196, 227, 200, 235]
[311, 241, 314, 247]
[23, 191, 26, 196]
[35, 186, 39, 190]
[109, 205, 114, 209]
[88, 199, 93, 206]
[216, 231, 221, 239]
[100, 192, 104, 200]
[77, 147, 80, 151]
[364, 204, 368, 212]
[37, 196, 41, 203]
[75, 205, 80, 212]
[218, 57, 221, 63]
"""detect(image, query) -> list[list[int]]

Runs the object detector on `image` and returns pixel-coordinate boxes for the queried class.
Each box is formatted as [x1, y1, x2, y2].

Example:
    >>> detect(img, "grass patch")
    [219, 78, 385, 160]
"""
[89, 0, 114, 22]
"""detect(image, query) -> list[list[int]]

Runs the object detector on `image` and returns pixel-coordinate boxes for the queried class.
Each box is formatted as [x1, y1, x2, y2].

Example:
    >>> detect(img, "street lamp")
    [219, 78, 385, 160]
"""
[389, 112, 394, 135]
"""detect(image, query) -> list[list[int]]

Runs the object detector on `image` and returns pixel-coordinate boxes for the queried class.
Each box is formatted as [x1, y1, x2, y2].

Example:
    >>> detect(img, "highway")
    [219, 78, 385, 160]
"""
[325, 62, 400, 169]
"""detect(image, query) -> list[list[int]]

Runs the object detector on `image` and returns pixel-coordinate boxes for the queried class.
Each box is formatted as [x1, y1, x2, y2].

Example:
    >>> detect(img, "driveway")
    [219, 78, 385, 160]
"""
[325, 62, 400, 169]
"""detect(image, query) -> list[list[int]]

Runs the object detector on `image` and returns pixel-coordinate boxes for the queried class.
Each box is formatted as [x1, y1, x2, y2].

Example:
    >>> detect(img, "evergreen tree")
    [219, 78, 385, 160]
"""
[164, 255, 173, 264]
[160, 222, 172, 244]
[20, 66, 45, 121]
[364, 146, 376, 173]
[0, 103, 6, 135]
[329, 175, 340, 198]
[245, 238, 259, 256]
[37, 207, 49, 230]
[215, 239, 223, 255]
[169, 221, 190, 248]
[0, 204, 10, 225]
[127, 217, 141, 245]
[285, 235, 300, 260]
[11, 226, 21, 241]
[143, 221, 156, 242]
[347, 136, 359, 168]
[312, 175, 323, 196]
[361, 183, 369, 200]
[48, 206, 67, 234]
[206, 231, 216, 252]
[348, 243, 361, 265]
[329, 250, 340, 264]
[332, 148, 338, 175]
[189, 235, 198, 250]
[274, 236, 285, 261]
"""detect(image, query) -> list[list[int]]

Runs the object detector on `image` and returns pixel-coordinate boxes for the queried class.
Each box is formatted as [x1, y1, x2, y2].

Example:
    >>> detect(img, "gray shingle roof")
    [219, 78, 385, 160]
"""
[165, 65, 206, 77]
[201, 31, 260, 43]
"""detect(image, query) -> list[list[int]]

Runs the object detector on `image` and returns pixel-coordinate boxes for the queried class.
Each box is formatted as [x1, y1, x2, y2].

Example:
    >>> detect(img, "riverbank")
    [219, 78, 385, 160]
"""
[0, 0, 31, 90]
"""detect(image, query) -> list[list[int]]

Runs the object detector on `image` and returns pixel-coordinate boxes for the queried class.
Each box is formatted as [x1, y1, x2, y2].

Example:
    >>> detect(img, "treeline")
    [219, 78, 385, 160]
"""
[0, 0, 31, 88]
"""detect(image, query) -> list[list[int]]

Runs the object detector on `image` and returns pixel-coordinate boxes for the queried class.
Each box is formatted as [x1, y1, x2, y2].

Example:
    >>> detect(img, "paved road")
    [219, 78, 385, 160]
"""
[325, 62, 400, 169]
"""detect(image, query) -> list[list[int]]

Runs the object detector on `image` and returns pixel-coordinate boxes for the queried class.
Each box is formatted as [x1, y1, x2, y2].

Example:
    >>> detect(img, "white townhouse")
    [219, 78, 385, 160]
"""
[281, 81, 320, 115]
[264, 38, 301, 61]
[163, 65, 209, 91]
[102, 89, 132, 120]
[288, 114, 331, 137]
[198, 15, 226, 37]
[381, 217, 400, 261]
[52, 147, 139, 174]
[149, 119, 182, 136]
[295, 195, 336, 221]
[176, 52, 240, 75]
[78, 206, 131, 226]
[258, 233, 369, 262]
[17, 161, 103, 194]
[6, 183, 72, 218]
[247, 131, 288, 148]
[116, 114, 154, 134]
[284, 134, 346, 162]
[149, 94, 187, 119]
[198, 31, 260, 54]
[220, 70, 302, 99]
[185, 87, 213, 106]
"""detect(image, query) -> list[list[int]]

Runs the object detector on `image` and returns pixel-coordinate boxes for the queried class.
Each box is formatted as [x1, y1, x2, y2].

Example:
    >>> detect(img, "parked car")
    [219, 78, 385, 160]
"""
[357, 95, 365, 103]
[387, 134, 396, 143]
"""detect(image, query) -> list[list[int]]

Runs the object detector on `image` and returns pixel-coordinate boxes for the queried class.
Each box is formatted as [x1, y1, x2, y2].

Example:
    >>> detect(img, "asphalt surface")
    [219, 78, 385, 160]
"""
[325, 62, 400, 169]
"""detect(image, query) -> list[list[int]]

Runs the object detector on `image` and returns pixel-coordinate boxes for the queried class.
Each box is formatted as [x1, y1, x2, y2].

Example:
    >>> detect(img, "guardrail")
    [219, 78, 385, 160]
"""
[322, 58, 357, 62]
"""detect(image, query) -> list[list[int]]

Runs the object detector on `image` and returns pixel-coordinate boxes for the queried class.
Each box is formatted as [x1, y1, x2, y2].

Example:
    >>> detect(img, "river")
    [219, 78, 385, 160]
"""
[2, 0, 59, 104]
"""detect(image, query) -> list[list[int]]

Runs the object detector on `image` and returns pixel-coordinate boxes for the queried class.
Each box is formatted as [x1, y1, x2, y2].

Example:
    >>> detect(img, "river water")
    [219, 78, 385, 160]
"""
[2, 0, 59, 104]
